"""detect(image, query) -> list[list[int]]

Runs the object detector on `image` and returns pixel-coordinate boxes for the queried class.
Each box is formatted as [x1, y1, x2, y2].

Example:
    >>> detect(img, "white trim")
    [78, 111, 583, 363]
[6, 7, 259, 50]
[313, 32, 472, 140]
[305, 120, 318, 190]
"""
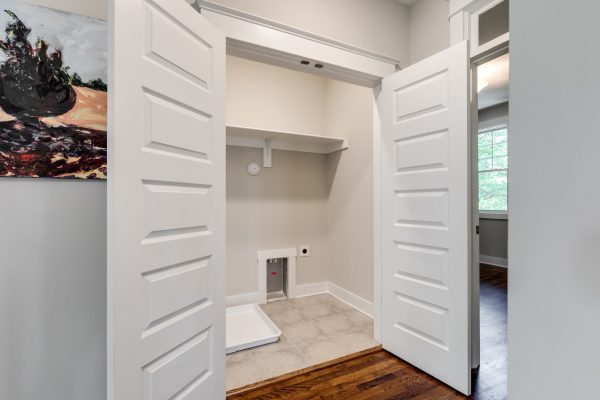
[449, 0, 486, 17]
[479, 211, 508, 220]
[471, 32, 509, 60]
[257, 248, 297, 303]
[257, 248, 298, 260]
[295, 282, 329, 298]
[470, 62, 481, 370]
[226, 125, 349, 155]
[328, 283, 374, 318]
[196, 1, 402, 65]
[480, 255, 508, 268]
[261, 281, 375, 319]
[372, 90, 383, 342]
[226, 292, 262, 307]
[196, 5, 398, 87]
[263, 139, 272, 168]
[450, 0, 509, 60]
[478, 117, 508, 132]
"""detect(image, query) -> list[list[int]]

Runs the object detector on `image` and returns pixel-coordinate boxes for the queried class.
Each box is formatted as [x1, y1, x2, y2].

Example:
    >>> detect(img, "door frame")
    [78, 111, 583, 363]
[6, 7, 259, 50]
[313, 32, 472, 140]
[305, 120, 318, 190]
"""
[195, 0, 404, 84]
[193, 0, 492, 376]
[194, 3, 399, 345]
[106, 0, 508, 397]
[469, 41, 510, 369]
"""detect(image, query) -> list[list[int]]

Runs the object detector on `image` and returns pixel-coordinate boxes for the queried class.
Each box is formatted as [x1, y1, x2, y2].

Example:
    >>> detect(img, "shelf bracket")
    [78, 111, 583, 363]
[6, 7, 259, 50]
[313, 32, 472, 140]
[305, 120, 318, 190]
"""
[263, 139, 272, 168]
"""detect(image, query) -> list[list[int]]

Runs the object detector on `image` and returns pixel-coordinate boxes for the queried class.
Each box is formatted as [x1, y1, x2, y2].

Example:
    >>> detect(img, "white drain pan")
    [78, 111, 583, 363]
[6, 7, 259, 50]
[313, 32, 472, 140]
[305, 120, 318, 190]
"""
[226, 303, 282, 354]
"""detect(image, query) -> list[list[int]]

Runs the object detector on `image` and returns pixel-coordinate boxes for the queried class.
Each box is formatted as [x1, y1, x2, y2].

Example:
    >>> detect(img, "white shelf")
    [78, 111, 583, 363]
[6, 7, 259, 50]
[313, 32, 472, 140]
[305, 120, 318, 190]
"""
[226, 125, 349, 154]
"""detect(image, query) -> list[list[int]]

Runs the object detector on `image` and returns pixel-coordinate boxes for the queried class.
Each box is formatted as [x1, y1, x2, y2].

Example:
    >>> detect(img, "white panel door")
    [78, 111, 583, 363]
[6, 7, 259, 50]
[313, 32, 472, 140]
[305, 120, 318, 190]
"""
[108, 0, 225, 399]
[379, 41, 471, 395]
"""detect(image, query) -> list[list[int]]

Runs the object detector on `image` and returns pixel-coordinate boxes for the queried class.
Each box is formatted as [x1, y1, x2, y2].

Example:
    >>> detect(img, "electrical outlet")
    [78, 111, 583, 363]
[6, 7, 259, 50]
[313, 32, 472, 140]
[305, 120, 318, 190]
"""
[299, 245, 310, 257]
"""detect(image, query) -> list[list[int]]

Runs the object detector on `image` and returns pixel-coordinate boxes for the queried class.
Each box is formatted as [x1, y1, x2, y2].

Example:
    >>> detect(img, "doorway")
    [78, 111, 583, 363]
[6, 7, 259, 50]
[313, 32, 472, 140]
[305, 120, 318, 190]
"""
[472, 50, 509, 399]
[223, 55, 379, 391]
[107, 1, 485, 397]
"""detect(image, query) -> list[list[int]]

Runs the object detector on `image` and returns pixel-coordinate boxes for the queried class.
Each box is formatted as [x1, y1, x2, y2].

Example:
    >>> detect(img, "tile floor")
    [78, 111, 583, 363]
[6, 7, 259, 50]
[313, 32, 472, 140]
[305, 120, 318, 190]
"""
[226, 294, 378, 391]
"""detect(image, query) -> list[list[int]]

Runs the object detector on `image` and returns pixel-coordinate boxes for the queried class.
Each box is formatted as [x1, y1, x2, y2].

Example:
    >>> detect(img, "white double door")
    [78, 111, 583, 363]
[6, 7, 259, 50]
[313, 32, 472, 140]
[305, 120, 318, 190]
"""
[379, 41, 472, 395]
[108, 0, 472, 396]
[108, 0, 225, 398]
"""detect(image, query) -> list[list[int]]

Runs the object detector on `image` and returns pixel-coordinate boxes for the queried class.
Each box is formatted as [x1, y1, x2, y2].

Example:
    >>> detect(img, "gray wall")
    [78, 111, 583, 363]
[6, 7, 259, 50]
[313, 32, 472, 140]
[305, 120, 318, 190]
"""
[408, 0, 450, 64]
[479, 102, 508, 124]
[508, 0, 600, 398]
[325, 79, 374, 302]
[0, 1, 107, 400]
[226, 146, 330, 295]
[478, 102, 509, 265]
[479, 218, 508, 261]
[0, 180, 106, 400]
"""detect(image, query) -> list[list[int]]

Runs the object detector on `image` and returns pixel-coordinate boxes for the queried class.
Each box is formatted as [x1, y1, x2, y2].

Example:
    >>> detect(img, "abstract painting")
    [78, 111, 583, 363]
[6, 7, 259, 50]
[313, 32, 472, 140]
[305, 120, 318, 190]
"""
[0, 1, 107, 179]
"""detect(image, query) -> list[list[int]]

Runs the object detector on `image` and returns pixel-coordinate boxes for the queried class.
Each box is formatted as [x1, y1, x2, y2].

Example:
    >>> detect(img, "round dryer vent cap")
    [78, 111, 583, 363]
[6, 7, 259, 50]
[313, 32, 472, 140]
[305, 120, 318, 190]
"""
[247, 162, 261, 176]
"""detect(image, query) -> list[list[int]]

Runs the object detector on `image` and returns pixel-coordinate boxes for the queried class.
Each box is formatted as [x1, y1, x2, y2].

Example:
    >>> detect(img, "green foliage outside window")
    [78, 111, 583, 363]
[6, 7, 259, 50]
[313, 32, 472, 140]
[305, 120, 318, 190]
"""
[478, 127, 508, 211]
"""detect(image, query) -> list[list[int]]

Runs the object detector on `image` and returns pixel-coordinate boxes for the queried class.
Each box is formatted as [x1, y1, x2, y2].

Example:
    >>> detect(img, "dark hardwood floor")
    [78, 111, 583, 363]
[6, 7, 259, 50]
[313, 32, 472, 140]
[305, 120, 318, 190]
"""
[472, 263, 507, 399]
[228, 264, 507, 400]
[227, 347, 466, 400]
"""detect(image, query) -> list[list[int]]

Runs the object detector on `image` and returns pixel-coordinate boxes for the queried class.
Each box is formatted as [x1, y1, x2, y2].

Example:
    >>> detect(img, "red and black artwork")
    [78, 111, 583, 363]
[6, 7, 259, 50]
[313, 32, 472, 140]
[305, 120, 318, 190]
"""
[0, 1, 107, 179]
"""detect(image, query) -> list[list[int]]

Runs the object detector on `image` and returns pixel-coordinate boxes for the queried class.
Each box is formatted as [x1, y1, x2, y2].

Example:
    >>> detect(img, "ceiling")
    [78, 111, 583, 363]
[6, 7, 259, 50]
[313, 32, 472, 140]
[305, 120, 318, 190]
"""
[477, 53, 509, 109]
[396, 0, 419, 6]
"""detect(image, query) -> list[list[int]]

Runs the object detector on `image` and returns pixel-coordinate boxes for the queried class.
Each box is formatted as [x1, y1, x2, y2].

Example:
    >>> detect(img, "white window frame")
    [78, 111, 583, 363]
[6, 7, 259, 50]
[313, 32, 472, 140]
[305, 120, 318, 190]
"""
[477, 123, 508, 219]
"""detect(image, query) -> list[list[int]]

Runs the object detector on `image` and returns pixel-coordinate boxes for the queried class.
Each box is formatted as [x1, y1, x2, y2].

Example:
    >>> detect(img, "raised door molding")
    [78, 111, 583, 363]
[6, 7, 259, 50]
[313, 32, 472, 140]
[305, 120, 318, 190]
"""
[194, 1, 400, 86]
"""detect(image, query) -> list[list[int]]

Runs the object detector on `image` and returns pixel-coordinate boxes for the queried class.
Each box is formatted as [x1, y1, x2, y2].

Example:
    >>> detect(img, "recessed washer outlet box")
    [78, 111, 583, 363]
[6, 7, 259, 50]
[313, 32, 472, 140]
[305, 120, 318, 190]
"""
[257, 248, 297, 303]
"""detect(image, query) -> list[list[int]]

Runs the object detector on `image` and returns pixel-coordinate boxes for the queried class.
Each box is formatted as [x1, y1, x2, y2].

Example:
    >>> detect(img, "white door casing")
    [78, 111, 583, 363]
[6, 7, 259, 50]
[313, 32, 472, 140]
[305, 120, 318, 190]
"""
[379, 41, 472, 394]
[470, 63, 481, 370]
[108, 0, 226, 399]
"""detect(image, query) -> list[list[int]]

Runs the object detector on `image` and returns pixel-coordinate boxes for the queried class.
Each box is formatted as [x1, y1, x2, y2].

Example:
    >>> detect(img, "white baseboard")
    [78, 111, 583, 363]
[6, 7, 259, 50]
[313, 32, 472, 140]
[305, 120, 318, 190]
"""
[226, 291, 262, 307]
[297, 282, 374, 318]
[230, 281, 375, 318]
[295, 282, 329, 298]
[327, 282, 374, 318]
[480, 255, 508, 268]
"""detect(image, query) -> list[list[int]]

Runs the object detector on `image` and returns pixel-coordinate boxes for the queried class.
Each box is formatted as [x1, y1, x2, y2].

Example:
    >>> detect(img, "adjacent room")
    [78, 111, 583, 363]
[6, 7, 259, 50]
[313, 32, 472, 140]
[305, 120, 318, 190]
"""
[473, 51, 509, 398]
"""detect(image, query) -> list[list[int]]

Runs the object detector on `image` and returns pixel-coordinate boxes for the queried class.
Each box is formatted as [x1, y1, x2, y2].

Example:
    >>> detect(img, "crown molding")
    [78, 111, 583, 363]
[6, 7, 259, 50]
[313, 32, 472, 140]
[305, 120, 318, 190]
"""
[195, 1, 404, 67]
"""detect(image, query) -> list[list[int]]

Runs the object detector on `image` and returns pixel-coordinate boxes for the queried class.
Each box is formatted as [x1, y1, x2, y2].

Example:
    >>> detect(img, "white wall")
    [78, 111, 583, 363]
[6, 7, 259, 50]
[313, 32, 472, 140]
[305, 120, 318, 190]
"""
[226, 56, 327, 135]
[205, 0, 410, 62]
[408, 0, 450, 64]
[0, 2, 107, 400]
[508, 1, 600, 398]
[325, 80, 374, 302]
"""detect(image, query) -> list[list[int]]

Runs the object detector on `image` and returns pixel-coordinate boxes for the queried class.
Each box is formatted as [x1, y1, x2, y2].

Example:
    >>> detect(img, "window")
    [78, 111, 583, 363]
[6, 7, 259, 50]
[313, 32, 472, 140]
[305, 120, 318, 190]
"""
[478, 126, 508, 212]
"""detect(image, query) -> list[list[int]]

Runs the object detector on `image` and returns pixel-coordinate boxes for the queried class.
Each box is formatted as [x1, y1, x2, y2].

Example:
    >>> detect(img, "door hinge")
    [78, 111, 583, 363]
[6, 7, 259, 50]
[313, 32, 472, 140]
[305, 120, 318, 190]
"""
[476, 225, 480, 235]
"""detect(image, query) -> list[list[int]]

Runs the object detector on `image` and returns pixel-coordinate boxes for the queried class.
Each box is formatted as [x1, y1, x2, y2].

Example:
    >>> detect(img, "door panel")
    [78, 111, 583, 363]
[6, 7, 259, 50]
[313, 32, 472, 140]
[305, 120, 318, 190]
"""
[108, 0, 225, 399]
[379, 41, 471, 395]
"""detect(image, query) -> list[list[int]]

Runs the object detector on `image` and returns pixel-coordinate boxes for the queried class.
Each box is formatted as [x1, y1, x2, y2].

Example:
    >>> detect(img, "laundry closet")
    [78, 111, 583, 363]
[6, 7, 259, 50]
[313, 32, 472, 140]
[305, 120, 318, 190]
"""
[223, 55, 378, 389]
